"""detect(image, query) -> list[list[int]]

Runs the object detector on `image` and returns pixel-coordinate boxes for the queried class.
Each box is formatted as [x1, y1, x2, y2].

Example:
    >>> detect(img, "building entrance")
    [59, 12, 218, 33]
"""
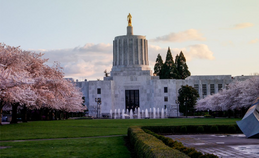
[125, 90, 139, 112]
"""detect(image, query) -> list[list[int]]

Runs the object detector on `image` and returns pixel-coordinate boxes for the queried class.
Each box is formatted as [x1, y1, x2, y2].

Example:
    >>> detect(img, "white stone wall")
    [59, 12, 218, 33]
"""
[74, 74, 252, 118]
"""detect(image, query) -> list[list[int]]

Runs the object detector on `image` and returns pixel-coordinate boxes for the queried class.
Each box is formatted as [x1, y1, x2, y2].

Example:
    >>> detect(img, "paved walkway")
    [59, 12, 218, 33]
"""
[166, 134, 259, 158]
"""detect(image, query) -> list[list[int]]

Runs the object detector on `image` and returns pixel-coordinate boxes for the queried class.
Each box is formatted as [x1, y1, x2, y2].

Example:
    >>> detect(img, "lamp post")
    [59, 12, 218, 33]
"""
[175, 100, 179, 118]
[95, 98, 101, 118]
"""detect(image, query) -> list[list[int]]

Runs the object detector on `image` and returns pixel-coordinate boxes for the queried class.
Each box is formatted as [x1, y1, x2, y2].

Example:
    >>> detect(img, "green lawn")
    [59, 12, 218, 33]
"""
[0, 136, 130, 158]
[0, 118, 240, 141]
[0, 118, 240, 158]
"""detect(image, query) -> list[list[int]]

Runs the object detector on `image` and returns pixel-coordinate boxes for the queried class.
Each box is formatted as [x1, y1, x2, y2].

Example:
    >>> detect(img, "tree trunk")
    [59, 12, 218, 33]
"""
[0, 101, 4, 125]
[22, 105, 28, 123]
[0, 108, 3, 125]
[10, 103, 18, 124]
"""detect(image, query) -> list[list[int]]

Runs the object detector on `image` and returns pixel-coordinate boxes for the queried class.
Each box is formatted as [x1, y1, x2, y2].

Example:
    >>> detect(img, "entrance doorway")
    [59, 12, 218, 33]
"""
[125, 90, 139, 112]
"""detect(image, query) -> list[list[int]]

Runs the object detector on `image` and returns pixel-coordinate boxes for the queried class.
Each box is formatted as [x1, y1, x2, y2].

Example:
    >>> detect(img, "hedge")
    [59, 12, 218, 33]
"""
[142, 124, 241, 134]
[127, 126, 190, 158]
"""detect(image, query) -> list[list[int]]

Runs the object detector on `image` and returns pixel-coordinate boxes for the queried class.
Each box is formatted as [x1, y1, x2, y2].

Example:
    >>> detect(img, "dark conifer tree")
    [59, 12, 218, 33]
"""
[153, 54, 163, 77]
[175, 51, 191, 79]
[160, 47, 177, 79]
[178, 85, 199, 117]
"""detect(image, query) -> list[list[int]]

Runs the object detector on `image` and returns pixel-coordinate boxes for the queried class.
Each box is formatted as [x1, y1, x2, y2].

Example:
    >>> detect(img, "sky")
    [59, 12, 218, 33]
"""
[1, 0, 259, 81]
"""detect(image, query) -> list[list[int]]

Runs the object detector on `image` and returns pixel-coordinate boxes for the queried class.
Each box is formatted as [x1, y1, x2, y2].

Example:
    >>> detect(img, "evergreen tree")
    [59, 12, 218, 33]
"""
[153, 54, 163, 77]
[178, 85, 199, 117]
[175, 51, 191, 79]
[161, 47, 177, 79]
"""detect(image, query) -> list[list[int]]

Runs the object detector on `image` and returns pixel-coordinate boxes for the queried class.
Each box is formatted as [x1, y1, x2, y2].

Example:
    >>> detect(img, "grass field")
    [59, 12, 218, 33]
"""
[0, 118, 240, 157]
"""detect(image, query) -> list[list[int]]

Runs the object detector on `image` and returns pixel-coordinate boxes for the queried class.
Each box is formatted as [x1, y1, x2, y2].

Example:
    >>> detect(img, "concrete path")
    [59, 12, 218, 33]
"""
[166, 134, 259, 158]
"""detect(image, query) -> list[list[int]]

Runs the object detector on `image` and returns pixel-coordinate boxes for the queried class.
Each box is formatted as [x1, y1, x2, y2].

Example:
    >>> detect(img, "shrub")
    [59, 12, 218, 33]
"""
[210, 125, 219, 133]
[128, 127, 189, 158]
[180, 126, 187, 133]
[196, 126, 204, 133]
[204, 114, 212, 117]
[142, 125, 241, 134]
[227, 125, 236, 133]
[199, 153, 219, 158]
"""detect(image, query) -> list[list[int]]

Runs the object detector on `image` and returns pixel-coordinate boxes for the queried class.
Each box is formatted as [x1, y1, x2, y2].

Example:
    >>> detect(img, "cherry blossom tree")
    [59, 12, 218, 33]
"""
[0, 44, 36, 124]
[196, 76, 259, 112]
[0, 43, 85, 124]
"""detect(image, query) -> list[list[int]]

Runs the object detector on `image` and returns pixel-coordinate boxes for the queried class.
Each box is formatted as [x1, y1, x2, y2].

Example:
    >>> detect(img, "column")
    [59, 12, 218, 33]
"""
[141, 39, 145, 65]
[127, 38, 130, 65]
[145, 40, 149, 65]
[121, 39, 124, 65]
[117, 39, 120, 65]
[113, 40, 116, 66]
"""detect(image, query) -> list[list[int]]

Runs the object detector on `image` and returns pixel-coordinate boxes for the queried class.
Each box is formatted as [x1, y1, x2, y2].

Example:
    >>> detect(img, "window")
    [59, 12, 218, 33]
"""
[97, 88, 101, 94]
[164, 87, 168, 93]
[194, 84, 199, 93]
[210, 84, 215, 95]
[218, 84, 223, 91]
[202, 84, 207, 96]
[164, 96, 168, 102]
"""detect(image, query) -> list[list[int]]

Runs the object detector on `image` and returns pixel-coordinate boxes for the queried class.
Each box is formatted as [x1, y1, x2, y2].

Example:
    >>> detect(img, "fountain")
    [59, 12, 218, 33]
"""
[153, 108, 156, 119]
[161, 108, 164, 118]
[138, 108, 141, 119]
[110, 109, 112, 119]
[130, 109, 133, 119]
[165, 108, 168, 118]
[122, 109, 125, 119]
[157, 108, 160, 118]
[150, 108, 152, 118]
[114, 109, 117, 119]
[145, 109, 149, 118]
[118, 109, 120, 119]
[142, 110, 144, 118]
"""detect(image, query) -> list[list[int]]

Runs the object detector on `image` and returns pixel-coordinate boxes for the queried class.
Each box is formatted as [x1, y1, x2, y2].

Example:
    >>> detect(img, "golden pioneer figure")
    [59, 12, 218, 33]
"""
[127, 13, 132, 26]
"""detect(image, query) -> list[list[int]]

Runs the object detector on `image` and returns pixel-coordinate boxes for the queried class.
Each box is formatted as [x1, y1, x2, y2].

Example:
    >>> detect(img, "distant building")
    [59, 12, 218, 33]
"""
[71, 16, 252, 118]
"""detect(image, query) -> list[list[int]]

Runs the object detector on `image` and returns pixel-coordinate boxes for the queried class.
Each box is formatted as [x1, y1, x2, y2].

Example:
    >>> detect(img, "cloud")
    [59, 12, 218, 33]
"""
[221, 40, 234, 46]
[249, 38, 259, 44]
[34, 43, 113, 80]
[150, 29, 206, 42]
[33, 43, 214, 80]
[184, 44, 215, 60]
[231, 23, 254, 29]
[149, 44, 215, 63]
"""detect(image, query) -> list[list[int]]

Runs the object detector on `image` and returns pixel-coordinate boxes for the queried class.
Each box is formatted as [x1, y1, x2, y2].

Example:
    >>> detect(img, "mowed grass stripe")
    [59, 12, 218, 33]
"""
[0, 118, 240, 141]
[0, 136, 131, 158]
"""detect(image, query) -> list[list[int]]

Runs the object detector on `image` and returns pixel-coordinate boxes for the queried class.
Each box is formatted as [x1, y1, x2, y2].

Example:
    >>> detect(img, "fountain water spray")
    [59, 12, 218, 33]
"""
[145, 109, 149, 118]
[153, 108, 156, 119]
[138, 108, 141, 119]
[161, 108, 164, 118]
[114, 109, 117, 119]
[118, 109, 120, 119]
[122, 109, 125, 119]
[130, 109, 133, 119]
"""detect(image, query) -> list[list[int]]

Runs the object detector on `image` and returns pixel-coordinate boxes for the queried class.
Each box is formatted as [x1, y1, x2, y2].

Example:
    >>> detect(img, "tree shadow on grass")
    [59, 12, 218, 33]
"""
[123, 136, 137, 158]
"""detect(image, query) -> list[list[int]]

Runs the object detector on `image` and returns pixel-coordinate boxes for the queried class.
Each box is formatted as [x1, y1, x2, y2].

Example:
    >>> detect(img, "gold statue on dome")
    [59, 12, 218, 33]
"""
[127, 13, 132, 26]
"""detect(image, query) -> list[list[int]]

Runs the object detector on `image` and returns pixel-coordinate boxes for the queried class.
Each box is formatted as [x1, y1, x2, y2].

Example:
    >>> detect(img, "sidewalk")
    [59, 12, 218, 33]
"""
[166, 134, 259, 158]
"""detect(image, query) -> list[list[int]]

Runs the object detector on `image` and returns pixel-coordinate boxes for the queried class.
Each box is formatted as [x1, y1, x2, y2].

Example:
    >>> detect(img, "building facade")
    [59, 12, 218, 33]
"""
[72, 20, 248, 118]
